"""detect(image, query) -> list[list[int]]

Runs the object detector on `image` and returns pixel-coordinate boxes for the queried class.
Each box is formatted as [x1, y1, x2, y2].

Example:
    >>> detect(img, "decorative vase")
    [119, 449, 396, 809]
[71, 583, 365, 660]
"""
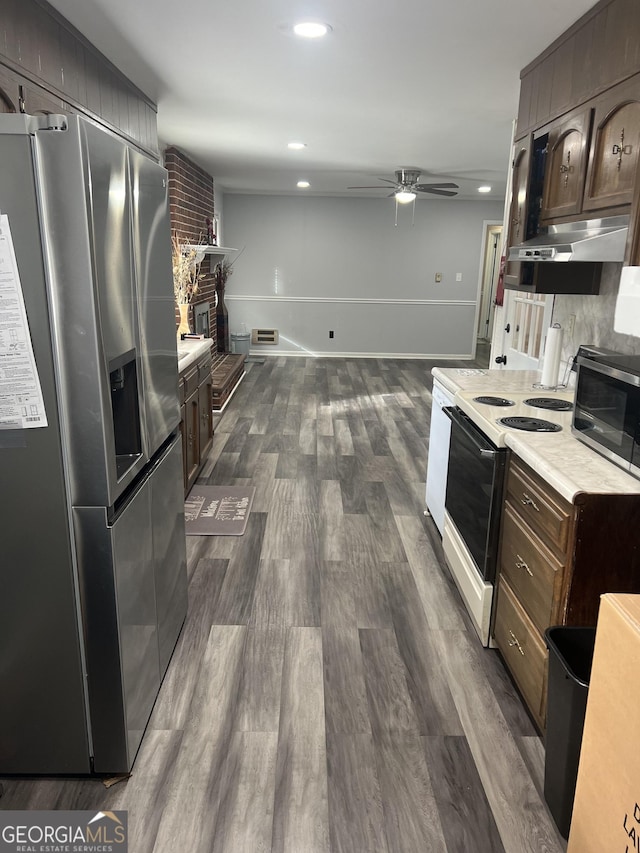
[177, 303, 191, 338]
[215, 282, 229, 353]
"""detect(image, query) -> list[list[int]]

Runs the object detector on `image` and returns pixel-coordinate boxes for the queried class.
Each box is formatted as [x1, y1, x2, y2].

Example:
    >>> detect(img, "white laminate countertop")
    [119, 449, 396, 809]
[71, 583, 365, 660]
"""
[432, 366, 640, 502]
[177, 338, 213, 374]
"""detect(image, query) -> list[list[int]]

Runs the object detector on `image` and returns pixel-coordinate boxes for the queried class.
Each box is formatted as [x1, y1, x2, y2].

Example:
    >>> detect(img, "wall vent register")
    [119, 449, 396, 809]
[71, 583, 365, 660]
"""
[251, 328, 279, 345]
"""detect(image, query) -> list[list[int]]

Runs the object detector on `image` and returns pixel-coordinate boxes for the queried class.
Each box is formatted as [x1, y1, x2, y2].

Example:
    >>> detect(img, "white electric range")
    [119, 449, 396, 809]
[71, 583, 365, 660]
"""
[442, 385, 574, 646]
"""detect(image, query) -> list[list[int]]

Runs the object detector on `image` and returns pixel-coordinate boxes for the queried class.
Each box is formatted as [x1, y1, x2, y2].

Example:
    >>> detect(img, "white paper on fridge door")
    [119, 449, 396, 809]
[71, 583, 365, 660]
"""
[0, 213, 48, 429]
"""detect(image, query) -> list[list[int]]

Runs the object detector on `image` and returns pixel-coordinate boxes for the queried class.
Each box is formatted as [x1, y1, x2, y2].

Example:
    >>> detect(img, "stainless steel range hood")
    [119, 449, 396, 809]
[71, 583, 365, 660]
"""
[508, 215, 629, 262]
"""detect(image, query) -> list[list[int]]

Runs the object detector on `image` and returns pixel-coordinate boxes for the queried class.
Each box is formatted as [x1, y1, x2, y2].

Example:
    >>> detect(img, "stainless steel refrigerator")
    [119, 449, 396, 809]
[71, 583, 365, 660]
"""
[0, 114, 188, 775]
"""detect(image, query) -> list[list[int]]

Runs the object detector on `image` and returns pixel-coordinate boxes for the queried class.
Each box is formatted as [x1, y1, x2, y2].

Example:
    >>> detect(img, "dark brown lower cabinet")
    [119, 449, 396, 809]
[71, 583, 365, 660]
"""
[179, 349, 213, 495]
[493, 454, 640, 730]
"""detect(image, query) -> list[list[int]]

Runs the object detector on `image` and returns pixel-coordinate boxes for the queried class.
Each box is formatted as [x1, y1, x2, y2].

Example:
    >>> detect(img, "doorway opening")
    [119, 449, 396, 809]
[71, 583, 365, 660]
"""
[476, 223, 502, 344]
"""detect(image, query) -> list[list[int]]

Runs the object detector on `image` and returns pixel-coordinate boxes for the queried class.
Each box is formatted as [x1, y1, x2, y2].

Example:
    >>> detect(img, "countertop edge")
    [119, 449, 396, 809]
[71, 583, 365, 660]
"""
[177, 339, 214, 374]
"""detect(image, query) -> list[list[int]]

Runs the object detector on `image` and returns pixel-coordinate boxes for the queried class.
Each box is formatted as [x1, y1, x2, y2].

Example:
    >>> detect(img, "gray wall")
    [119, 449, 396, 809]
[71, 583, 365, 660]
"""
[222, 194, 503, 357]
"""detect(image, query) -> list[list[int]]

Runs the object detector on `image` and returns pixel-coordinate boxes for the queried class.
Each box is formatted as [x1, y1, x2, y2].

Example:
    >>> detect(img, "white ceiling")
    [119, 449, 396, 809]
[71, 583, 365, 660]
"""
[48, 0, 596, 201]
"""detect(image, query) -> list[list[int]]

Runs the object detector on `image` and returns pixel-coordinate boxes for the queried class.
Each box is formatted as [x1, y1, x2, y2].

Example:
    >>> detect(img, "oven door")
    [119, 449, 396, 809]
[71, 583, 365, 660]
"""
[443, 407, 507, 583]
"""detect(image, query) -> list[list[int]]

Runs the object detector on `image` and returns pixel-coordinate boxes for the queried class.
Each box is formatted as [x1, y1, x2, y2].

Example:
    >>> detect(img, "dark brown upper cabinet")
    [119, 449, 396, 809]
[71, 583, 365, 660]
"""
[583, 74, 640, 213]
[504, 142, 532, 288]
[504, 130, 602, 295]
[507, 143, 532, 248]
[516, 0, 640, 140]
[541, 107, 592, 222]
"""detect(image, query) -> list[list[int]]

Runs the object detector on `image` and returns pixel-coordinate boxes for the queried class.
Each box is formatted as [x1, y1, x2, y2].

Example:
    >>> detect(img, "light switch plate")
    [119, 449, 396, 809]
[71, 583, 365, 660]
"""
[456, 272, 462, 281]
[435, 272, 442, 282]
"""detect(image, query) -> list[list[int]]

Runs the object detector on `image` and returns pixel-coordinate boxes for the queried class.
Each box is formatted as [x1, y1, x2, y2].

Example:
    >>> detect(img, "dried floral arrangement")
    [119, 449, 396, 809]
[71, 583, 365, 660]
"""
[213, 248, 243, 290]
[171, 234, 205, 304]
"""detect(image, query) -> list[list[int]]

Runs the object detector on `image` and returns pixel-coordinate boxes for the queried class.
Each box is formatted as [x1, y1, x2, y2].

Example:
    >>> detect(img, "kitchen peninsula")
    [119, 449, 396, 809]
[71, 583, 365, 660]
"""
[433, 366, 640, 729]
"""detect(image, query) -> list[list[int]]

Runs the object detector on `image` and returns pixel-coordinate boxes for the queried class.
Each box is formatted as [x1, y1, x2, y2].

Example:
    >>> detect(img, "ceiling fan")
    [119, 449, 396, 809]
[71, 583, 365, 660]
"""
[348, 168, 458, 202]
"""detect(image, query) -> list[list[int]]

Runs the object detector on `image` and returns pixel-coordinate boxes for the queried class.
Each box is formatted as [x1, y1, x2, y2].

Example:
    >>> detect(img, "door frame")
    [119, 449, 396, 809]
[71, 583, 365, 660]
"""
[476, 222, 503, 342]
[473, 220, 502, 357]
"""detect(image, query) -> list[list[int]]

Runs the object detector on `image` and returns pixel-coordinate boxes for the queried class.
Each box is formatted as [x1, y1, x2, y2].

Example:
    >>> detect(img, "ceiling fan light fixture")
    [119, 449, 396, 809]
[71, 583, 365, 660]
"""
[297, 180, 310, 188]
[395, 190, 417, 204]
[478, 185, 492, 193]
[293, 21, 331, 38]
[287, 141, 307, 150]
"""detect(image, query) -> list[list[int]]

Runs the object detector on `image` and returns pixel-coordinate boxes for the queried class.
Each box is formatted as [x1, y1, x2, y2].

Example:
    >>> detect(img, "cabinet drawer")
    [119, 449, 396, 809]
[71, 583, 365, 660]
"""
[182, 364, 199, 399]
[494, 577, 547, 728]
[506, 459, 572, 556]
[500, 503, 563, 635]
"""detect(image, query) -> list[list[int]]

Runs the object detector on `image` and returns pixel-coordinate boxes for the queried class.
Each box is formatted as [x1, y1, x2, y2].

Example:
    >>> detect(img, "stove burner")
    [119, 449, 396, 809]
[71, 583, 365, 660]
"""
[473, 396, 515, 407]
[523, 397, 573, 412]
[498, 416, 563, 432]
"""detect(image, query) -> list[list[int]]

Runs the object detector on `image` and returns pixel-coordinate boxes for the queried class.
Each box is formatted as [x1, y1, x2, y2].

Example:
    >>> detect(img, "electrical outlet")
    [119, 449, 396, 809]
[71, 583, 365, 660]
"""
[435, 272, 442, 283]
[329, 330, 334, 339]
[456, 272, 462, 282]
[566, 314, 576, 339]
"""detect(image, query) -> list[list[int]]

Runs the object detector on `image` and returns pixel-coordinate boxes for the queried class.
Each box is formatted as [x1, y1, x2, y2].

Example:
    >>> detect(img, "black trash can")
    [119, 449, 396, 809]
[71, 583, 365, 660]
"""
[544, 626, 596, 839]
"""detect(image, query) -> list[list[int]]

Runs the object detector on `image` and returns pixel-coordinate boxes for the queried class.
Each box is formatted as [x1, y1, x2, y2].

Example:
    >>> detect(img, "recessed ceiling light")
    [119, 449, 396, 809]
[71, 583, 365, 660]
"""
[478, 185, 492, 193]
[288, 141, 307, 150]
[293, 21, 331, 38]
[297, 180, 310, 188]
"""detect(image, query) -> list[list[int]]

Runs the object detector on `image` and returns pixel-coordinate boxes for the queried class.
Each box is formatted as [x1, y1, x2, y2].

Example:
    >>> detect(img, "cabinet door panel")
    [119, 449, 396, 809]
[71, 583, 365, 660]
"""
[516, 74, 534, 140]
[506, 459, 572, 558]
[549, 40, 574, 118]
[184, 387, 200, 493]
[504, 142, 531, 287]
[584, 78, 640, 212]
[571, 15, 599, 105]
[198, 376, 213, 462]
[500, 502, 563, 635]
[541, 108, 591, 221]
[494, 578, 547, 729]
[533, 62, 553, 129]
[602, 0, 640, 85]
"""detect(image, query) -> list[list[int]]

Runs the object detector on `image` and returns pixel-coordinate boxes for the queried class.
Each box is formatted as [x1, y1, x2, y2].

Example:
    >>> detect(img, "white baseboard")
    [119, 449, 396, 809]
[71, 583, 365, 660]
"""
[247, 350, 476, 360]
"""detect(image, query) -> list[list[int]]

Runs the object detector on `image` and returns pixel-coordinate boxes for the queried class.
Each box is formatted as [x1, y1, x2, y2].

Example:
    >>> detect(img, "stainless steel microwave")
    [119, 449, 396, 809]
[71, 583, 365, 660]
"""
[573, 352, 640, 478]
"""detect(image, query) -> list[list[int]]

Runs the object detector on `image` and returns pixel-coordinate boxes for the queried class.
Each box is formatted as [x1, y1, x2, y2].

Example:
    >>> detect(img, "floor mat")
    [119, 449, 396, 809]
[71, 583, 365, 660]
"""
[184, 485, 255, 535]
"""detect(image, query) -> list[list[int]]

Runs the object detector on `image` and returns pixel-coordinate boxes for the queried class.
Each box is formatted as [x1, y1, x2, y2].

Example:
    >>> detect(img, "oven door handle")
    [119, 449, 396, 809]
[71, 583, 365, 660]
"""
[443, 406, 498, 458]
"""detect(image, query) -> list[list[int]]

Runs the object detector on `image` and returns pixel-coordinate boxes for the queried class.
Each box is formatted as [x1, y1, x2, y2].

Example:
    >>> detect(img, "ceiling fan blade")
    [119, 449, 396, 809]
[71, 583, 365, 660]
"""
[347, 185, 392, 189]
[415, 187, 458, 197]
[414, 182, 459, 190]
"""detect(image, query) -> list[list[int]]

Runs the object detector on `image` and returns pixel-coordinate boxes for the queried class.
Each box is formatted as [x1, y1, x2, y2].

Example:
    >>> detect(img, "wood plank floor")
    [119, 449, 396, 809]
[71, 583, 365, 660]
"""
[0, 353, 567, 852]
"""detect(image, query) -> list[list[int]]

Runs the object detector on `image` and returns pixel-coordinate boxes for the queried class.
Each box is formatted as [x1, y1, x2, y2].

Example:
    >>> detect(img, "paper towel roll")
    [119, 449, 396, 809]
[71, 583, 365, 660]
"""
[541, 324, 563, 387]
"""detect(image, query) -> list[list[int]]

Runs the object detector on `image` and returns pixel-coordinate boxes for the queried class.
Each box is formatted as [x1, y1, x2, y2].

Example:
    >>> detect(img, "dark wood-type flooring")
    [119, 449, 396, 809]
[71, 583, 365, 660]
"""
[0, 352, 567, 852]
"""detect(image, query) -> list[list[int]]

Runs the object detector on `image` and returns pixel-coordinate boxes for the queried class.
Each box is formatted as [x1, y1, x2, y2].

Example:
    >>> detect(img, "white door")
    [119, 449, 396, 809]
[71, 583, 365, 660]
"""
[496, 290, 554, 370]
